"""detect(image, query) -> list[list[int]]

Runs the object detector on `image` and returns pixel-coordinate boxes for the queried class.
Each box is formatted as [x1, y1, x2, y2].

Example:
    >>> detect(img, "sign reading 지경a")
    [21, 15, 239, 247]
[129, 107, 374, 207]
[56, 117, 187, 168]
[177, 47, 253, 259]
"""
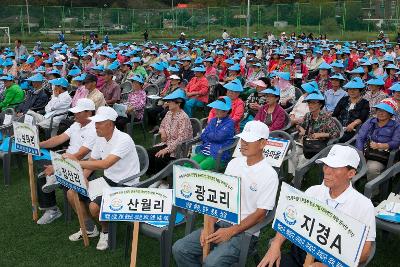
[173, 165, 241, 224]
[273, 183, 368, 267]
[13, 121, 40, 156]
[50, 151, 88, 197]
[233, 137, 290, 167]
[100, 187, 173, 223]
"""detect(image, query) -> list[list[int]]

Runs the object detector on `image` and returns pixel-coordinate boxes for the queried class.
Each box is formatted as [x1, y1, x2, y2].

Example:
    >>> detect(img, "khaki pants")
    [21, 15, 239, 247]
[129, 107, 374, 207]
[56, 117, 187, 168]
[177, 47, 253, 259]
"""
[366, 160, 385, 182]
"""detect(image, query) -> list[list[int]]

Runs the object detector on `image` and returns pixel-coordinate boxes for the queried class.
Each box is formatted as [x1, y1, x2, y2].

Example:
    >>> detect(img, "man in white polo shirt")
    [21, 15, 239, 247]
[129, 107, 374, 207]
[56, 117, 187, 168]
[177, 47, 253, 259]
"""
[173, 121, 279, 267]
[36, 98, 97, 225]
[67, 106, 140, 251]
[258, 145, 376, 267]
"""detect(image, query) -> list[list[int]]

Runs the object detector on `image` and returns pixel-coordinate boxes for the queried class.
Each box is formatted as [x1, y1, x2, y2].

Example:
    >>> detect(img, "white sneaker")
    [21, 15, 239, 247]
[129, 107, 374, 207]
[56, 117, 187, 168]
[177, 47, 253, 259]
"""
[42, 175, 60, 193]
[149, 180, 162, 188]
[96, 232, 109, 251]
[37, 207, 62, 225]
[158, 181, 170, 189]
[69, 225, 99, 241]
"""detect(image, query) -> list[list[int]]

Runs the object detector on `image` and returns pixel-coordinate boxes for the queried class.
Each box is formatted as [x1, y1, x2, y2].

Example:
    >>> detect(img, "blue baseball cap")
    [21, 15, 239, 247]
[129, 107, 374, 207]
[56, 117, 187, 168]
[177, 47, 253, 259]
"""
[191, 66, 206, 72]
[301, 81, 319, 93]
[228, 64, 241, 71]
[344, 77, 365, 89]
[366, 77, 385, 86]
[26, 73, 45, 82]
[0, 74, 14, 81]
[374, 102, 395, 115]
[223, 79, 243, 92]
[163, 88, 187, 102]
[207, 96, 232, 111]
[389, 82, 400, 92]
[261, 86, 280, 96]
[49, 77, 69, 88]
[129, 74, 144, 84]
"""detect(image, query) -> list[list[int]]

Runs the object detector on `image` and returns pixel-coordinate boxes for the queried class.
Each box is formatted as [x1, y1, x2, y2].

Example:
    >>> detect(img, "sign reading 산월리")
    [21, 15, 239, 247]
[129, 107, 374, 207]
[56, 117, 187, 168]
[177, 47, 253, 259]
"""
[273, 183, 368, 267]
[173, 165, 241, 224]
[13, 121, 40, 156]
[50, 151, 88, 197]
[100, 187, 173, 223]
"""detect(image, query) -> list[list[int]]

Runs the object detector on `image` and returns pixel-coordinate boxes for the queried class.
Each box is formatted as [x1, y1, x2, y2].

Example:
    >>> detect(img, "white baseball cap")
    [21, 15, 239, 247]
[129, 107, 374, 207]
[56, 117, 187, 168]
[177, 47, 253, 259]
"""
[89, 106, 118, 122]
[236, 121, 269, 142]
[169, 74, 181, 80]
[316, 145, 360, 169]
[68, 98, 95, 113]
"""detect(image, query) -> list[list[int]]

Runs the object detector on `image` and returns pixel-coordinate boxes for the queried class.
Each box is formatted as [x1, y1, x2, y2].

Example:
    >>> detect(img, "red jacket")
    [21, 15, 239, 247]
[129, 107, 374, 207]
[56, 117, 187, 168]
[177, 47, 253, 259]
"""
[185, 76, 209, 103]
[254, 103, 286, 131]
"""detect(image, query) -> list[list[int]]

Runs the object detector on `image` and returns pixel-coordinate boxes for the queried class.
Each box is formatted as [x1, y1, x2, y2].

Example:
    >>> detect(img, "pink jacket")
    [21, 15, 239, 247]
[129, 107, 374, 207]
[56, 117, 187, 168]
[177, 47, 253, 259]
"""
[255, 103, 286, 131]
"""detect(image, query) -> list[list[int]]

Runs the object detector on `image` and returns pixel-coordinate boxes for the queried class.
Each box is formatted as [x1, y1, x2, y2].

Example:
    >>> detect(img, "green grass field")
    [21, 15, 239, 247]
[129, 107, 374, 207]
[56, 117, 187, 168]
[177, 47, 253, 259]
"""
[1, 125, 400, 267]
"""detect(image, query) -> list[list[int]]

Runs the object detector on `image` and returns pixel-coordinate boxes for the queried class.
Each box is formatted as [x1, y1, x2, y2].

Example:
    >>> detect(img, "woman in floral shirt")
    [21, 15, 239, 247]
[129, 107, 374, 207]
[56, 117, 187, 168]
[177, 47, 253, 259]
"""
[289, 92, 340, 175]
[115, 74, 147, 131]
[147, 89, 193, 188]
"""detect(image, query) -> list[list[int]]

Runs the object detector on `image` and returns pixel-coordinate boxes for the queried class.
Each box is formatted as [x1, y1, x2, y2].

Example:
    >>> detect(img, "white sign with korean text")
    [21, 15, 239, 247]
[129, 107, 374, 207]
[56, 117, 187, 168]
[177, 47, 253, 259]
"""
[100, 187, 173, 223]
[233, 137, 290, 167]
[173, 165, 241, 224]
[273, 183, 368, 267]
[50, 151, 88, 197]
[13, 121, 40, 156]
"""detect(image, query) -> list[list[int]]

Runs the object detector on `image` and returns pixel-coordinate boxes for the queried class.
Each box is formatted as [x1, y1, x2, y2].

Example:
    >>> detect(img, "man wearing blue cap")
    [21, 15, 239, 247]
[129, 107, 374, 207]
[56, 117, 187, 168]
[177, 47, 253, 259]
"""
[27, 77, 72, 135]
[0, 75, 24, 110]
[16, 74, 49, 115]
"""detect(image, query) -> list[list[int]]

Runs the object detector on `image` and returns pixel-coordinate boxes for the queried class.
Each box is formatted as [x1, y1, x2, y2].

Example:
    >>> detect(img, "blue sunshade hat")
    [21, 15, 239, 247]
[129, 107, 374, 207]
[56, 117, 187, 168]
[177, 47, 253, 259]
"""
[330, 73, 346, 81]
[129, 74, 144, 84]
[53, 61, 63, 67]
[383, 55, 394, 62]
[366, 77, 385, 86]
[301, 81, 319, 93]
[191, 66, 206, 72]
[330, 60, 344, 68]
[0, 74, 14, 81]
[194, 57, 203, 64]
[204, 57, 214, 63]
[72, 73, 87, 82]
[304, 92, 325, 102]
[131, 57, 141, 63]
[26, 73, 45, 82]
[349, 66, 365, 74]
[163, 88, 186, 102]
[150, 62, 164, 71]
[385, 63, 399, 70]
[370, 58, 379, 65]
[224, 58, 234, 65]
[344, 77, 365, 89]
[389, 82, 400, 92]
[228, 64, 241, 71]
[276, 72, 291, 81]
[182, 56, 192, 61]
[49, 77, 69, 87]
[47, 69, 61, 76]
[261, 86, 280, 96]
[223, 79, 243, 92]
[68, 68, 81, 76]
[92, 65, 105, 71]
[374, 102, 396, 115]
[207, 96, 232, 111]
[318, 62, 332, 70]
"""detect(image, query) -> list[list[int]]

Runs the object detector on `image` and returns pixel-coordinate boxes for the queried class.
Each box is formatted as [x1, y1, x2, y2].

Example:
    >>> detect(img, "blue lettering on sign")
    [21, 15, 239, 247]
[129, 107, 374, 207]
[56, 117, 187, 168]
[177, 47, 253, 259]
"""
[55, 175, 88, 197]
[15, 143, 40, 156]
[273, 219, 348, 267]
[175, 197, 239, 224]
[100, 212, 170, 222]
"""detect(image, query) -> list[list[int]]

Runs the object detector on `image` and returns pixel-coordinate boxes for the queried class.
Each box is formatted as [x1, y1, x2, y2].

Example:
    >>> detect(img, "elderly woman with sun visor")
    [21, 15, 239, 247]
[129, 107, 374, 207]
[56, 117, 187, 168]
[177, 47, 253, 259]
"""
[254, 86, 286, 131]
[364, 77, 388, 116]
[191, 96, 235, 170]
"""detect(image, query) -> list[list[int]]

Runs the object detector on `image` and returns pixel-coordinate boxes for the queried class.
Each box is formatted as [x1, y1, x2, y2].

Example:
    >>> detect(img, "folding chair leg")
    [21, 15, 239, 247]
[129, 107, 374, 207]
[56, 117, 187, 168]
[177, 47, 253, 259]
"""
[124, 223, 133, 259]
[108, 222, 117, 251]
[63, 190, 72, 223]
[141, 122, 147, 143]
[3, 153, 11, 186]
[159, 231, 172, 267]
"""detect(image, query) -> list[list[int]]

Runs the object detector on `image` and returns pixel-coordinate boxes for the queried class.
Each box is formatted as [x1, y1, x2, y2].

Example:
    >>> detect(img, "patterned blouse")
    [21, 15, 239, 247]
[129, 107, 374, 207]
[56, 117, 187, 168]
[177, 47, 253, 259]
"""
[159, 109, 193, 157]
[300, 110, 341, 140]
[244, 92, 267, 118]
[125, 89, 147, 120]
[363, 90, 388, 116]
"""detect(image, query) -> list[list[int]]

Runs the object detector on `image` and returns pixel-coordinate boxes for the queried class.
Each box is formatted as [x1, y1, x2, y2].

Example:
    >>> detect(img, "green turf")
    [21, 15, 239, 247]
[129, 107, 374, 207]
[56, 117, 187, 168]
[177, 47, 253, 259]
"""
[0, 125, 399, 267]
